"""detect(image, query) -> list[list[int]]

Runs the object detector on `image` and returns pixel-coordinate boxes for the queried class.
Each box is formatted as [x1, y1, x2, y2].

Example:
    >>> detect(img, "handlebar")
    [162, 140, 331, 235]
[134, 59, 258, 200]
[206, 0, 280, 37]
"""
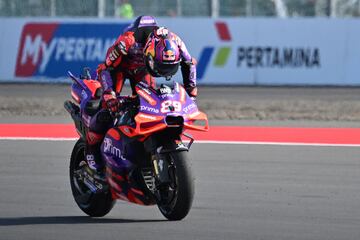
[108, 95, 139, 119]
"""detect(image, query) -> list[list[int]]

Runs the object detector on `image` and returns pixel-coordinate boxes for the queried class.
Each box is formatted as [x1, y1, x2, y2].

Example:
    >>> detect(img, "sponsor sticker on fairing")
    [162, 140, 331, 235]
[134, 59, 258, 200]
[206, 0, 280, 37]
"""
[103, 137, 126, 160]
[183, 103, 197, 113]
[159, 87, 172, 94]
[138, 114, 157, 120]
[140, 105, 160, 114]
[137, 89, 157, 106]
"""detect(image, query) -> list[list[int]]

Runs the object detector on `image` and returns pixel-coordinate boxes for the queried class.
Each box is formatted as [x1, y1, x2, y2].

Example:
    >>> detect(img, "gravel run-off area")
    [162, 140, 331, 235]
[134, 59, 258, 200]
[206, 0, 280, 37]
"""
[1, 84, 360, 124]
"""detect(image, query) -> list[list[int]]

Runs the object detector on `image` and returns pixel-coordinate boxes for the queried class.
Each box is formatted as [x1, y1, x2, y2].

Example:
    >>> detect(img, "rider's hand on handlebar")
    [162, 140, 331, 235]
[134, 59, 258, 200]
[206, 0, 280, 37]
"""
[102, 90, 120, 113]
[186, 86, 198, 100]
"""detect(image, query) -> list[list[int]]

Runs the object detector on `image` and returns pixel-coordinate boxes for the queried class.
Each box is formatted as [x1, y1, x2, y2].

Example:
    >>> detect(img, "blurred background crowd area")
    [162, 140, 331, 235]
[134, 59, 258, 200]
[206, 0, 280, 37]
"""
[0, 0, 360, 18]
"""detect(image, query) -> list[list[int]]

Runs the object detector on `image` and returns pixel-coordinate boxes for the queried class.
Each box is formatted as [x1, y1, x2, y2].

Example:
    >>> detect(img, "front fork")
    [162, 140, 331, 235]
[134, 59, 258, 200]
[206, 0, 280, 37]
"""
[152, 152, 171, 185]
[144, 132, 193, 187]
[151, 151, 175, 204]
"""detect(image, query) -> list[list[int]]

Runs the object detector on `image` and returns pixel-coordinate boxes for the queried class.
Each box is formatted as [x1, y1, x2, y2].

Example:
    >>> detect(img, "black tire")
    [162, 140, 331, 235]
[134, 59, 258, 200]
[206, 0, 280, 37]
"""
[69, 139, 115, 217]
[158, 151, 194, 221]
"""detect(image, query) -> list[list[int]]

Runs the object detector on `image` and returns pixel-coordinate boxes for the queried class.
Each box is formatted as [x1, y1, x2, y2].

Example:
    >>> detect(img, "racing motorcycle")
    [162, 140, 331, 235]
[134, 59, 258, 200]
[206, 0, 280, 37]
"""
[64, 69, 209, 220]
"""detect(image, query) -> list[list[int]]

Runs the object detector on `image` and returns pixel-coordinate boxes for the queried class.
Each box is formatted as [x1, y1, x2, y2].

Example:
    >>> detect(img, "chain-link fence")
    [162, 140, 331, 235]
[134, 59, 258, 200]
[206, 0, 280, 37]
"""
[0, 0, 359, 17]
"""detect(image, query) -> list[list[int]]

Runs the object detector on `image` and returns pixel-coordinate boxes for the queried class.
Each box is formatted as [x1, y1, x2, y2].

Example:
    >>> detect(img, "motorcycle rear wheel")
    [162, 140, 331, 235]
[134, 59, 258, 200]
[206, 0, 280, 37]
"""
[69, 139, 115, 217]
[157, 151, 194, 221]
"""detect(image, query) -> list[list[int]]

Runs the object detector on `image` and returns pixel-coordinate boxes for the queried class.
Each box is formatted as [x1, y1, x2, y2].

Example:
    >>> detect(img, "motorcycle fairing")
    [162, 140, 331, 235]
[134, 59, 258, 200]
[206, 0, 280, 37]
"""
[101, 127, 155, 205]
[118, 81, 209, 138]
[69, 72, 100, 107]
[69, 71, 105, 128]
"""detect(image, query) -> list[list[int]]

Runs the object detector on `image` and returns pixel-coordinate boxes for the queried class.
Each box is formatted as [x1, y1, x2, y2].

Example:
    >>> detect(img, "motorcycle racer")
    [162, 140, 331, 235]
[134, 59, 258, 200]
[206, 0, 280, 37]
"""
[85, 15, 198, 177]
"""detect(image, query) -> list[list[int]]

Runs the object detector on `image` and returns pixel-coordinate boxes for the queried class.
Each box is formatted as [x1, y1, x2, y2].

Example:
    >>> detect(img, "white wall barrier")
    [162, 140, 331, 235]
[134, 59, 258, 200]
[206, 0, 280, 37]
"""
[0, 18, 360, 85]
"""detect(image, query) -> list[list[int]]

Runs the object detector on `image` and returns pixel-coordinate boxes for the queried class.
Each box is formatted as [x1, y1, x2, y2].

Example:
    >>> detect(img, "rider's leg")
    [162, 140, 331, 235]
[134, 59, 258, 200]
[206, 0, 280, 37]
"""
[110, 70, 125, 95]
[84, 69, 123, 172]
[144, 73, 156, 89]
[85, 110, 113, 172]
[85, 131, 104, 171]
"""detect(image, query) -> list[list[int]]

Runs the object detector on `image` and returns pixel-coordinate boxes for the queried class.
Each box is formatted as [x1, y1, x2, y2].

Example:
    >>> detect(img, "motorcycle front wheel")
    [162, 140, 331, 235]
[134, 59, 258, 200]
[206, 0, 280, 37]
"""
[157, 151, 194, 221]
[69, 139, 115, 217]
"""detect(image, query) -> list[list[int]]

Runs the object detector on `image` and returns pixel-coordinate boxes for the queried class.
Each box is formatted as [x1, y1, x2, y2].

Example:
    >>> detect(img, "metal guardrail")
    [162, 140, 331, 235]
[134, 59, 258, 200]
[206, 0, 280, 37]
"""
[0, 0, 359, 17]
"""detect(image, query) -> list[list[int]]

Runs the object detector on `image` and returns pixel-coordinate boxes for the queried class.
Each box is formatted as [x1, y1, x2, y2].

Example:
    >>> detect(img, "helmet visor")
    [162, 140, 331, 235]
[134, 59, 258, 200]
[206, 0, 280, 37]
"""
[154, 62, 180, 77]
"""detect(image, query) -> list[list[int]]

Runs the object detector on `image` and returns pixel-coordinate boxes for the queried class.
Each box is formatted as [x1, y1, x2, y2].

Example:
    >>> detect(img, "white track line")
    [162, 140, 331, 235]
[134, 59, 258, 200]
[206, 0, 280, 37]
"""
[1, 137, 360, 147]
[195, 140, 360, 147]
[0, 137, 78, 141]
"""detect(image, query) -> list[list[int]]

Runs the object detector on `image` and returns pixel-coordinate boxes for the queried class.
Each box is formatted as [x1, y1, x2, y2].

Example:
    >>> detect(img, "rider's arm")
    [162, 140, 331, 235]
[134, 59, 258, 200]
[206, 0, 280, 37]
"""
[174, 34, 198, 98]
[105, 31, 135, 68]
[98, 32, 135, 92]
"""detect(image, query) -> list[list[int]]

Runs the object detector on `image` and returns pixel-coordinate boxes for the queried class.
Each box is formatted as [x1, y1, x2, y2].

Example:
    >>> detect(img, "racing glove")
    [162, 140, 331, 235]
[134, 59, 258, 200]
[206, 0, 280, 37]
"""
[185, 86, 197, 102]
[186, 86, 198, 98]
[96, 62, 108, 75]
[102, 90, 120, 113]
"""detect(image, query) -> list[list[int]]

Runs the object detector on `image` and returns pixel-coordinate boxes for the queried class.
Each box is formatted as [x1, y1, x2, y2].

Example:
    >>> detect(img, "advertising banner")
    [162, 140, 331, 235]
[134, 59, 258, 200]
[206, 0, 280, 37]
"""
[15, 22, 128, 80]
[163, 18, 360, 85]
[1, 18, 360, 85]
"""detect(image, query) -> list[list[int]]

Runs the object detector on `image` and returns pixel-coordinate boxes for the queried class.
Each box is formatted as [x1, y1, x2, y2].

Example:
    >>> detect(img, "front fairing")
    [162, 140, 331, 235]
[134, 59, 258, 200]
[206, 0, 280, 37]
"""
[137, 81, 199, 120]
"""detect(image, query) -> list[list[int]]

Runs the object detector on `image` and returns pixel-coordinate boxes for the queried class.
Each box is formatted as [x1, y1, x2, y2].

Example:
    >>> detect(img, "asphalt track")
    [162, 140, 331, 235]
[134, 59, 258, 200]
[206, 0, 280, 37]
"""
[1, 85, 360, 239]
[1, 138, 360, 240]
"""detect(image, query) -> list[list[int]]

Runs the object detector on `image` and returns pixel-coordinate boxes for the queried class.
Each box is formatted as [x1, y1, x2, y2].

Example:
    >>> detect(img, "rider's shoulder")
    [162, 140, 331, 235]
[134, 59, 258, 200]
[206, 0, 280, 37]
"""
[167, 32, 183, 46]
[115, 31, 136, 45]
